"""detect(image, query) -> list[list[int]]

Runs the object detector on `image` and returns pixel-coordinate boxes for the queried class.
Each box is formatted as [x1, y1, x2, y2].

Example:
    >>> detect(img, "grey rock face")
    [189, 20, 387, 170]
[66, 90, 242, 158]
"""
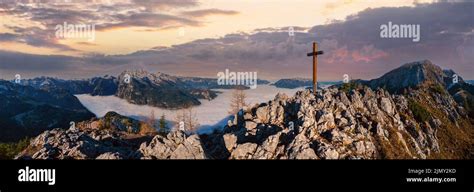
[230, 143, 258, 159]
[223, 134, 238, 152]
[16, 128, 138, 159]
[139, 131, 207, 159]
[96, 152, 123, 160]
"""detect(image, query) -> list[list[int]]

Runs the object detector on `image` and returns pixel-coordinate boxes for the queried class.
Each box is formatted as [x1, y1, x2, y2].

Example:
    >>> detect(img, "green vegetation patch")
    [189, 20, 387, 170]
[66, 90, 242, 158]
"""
[0, 138, 30, 159]
[430, 84, 446, 95]
[408, 99, 430, 122]
[340, 82, 359, 93]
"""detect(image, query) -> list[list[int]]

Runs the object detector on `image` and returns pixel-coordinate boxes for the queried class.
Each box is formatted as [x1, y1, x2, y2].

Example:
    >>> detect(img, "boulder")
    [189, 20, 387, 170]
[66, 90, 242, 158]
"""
[223, 134, 238, 152]
[230, 143, 258, 159]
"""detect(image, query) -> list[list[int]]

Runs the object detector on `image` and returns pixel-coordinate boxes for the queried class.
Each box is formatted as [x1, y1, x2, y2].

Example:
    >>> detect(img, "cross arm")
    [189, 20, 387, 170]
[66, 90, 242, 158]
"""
[307, 50, 324, 57]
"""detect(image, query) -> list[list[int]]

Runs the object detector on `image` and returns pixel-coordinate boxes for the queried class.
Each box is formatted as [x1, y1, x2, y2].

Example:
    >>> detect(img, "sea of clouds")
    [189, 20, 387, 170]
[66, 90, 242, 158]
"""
[75, 85, 305, 134]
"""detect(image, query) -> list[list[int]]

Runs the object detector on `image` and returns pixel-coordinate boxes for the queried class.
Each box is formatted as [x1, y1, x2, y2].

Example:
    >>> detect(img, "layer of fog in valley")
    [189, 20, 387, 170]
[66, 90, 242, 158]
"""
[76, 85, 319, 134]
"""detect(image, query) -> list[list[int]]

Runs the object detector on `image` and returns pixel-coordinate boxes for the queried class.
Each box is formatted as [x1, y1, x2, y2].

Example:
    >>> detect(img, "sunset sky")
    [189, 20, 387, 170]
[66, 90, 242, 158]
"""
[0, 0, 472, 80]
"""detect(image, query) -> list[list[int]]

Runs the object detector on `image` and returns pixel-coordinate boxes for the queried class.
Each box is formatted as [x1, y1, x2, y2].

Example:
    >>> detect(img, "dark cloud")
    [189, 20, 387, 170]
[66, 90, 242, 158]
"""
[97, 12, 201, 31]
[253, 26, 310, 33]
[76, 41, 97, 46]
[1, 26, 77, 51]
[0, 33, 19, 42]
[27, 6, 98, 26]
[0, 50, 81, 79]
[306, 2, 474, 79]
[132, 0, 199, 10]
[0, 4, 97, 51]
[0, 0, 227, 50]
[109, 2, 474, 80]
[181, 8, 239, 18]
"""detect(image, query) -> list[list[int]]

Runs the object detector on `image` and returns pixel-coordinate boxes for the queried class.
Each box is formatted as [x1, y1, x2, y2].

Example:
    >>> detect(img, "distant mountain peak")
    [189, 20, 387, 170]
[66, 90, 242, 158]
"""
[118, 70, 179, 85]
[363, 60, 461, 93]
[272, 78, 313, 89]
[116, 70, 201, 109]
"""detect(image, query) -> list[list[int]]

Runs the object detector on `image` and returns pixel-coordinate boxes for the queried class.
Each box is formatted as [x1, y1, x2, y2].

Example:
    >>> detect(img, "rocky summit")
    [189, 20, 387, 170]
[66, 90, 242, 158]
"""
[204, 84, 472, 159]
[15, 111, 207, 159]
[360, 60, 465, 94]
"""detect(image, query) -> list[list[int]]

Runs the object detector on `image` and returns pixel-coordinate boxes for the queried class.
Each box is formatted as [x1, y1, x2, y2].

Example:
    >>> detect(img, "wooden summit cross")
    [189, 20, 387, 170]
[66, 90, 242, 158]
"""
[306, 42, 324, 95]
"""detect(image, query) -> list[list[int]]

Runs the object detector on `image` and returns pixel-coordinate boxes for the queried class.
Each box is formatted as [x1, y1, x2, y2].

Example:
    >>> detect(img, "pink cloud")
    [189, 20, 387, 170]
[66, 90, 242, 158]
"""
[351, 45, 389, 63]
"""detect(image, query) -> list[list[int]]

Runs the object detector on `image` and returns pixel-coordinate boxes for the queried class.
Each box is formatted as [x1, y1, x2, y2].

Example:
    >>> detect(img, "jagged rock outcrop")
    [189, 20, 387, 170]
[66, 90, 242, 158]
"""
[15, 127, 142, 159]
[15, 111, 150, 159]
[16, 127, 207, 160]
[139, 131, 207, 159]
[358, 60, 474, 120]
[360, 60, 456, 94]
[16, 111, 207, 159]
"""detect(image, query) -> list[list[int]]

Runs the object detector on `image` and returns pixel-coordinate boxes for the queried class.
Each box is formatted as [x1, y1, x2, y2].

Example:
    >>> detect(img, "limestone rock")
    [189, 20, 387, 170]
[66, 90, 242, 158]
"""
[230, 143, 258, 159]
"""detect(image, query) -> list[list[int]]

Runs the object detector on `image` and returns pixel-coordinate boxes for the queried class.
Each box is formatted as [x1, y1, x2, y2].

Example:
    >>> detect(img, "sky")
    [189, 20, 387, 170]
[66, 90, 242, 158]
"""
[0, 0, 473, 80]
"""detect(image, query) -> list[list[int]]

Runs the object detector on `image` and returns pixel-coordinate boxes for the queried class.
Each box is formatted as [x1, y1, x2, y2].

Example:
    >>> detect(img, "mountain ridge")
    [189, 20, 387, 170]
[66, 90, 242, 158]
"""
[358, 60, 465, 94]
[0, 80, 95, 142]
[115, 70, 202, 109]
[271, 78, 313, 89]
[353, 60, 474, 120]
